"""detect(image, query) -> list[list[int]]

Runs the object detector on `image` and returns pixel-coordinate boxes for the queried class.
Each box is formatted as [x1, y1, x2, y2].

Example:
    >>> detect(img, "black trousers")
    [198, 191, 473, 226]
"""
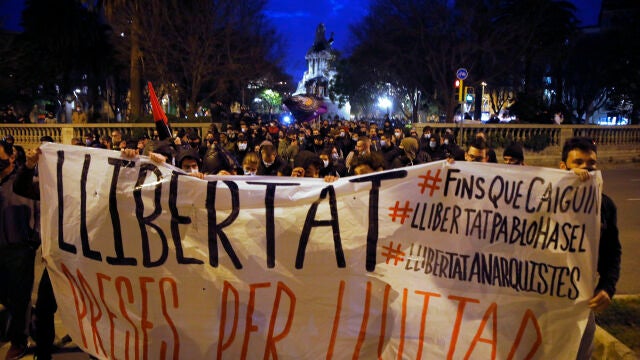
[0, 243, 35, 347]
[34, 269, 57, 358]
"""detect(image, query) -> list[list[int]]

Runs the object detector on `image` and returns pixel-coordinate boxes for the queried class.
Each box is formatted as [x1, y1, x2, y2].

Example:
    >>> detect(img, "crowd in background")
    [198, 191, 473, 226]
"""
[73, 116, 510, 180]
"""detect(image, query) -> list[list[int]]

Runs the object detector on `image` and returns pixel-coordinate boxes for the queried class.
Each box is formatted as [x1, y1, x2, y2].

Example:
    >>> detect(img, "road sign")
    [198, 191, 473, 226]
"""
[456, 68, 468, 80]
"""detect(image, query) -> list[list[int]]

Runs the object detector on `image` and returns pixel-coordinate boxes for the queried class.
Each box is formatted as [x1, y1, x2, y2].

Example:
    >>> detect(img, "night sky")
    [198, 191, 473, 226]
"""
[1, 0, 603, 80]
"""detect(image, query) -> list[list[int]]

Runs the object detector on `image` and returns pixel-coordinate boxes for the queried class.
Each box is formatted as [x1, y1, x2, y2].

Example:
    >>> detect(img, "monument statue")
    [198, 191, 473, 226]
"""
[294, 23, 350, 120]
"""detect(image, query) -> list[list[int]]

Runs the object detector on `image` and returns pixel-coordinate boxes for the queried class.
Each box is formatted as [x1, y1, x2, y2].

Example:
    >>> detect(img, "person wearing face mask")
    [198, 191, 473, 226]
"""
[233, 133, 250, 164]
[176, 149, 205, 179]
[241, 152, 260, 175]
[377, 133, 401, 169]
[419, 126, 433, 151]
[425, 133, 446, 161]
[335, 128, 352, 157]
[392, 127, 405, 147]
[442, 133, 465, 160]
[256, 141, 287, 176]
[0, 139, 38, 360]
[318, 149, 341, 178]
[187, 132, 206, 158]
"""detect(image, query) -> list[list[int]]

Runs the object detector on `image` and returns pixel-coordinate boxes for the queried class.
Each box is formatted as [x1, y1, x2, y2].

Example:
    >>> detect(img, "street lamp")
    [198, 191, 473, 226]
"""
[481, 82, 487, 113]
[377, 97, 391, 116]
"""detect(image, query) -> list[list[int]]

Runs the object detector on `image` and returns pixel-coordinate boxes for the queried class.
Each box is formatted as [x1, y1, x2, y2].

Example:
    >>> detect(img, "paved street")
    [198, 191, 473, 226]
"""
[0, 167, 638, 359]
[602, 168, 640, 295]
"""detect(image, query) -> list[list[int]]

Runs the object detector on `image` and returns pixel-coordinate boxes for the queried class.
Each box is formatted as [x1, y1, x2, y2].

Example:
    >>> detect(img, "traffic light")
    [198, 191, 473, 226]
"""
[454, 80, 463, 102]
[464, 86, 475, 103]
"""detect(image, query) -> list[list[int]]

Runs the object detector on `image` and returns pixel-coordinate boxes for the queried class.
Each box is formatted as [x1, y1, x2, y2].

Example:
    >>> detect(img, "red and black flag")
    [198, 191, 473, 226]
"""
[283, 94, 327, 123]
[148, 81, 172, 140]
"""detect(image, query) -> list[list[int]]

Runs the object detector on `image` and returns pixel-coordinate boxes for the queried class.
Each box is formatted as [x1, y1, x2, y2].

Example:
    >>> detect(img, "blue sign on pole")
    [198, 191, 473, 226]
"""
[456, 68, 468, 80]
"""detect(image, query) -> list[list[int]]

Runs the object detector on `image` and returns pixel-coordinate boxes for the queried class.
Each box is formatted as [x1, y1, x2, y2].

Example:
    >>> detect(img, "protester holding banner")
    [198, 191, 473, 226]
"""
[503, 142, 525, 165]
[241, 152, 260, 175]
[464, 138, 489, 163]
[175, 149, 205, 179]
[559, 137, 621, 360]
[564, 137, 621, 359]
[0, 139, 38, 360]
[257, 141, 288, 176]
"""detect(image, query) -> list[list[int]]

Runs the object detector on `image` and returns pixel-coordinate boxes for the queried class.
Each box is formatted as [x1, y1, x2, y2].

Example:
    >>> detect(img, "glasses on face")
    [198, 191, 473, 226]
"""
[466, 153, 484, 162]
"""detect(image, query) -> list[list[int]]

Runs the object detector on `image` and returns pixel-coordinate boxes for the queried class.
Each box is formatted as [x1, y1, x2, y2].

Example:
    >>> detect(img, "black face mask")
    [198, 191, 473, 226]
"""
[0, 158, 11, 173]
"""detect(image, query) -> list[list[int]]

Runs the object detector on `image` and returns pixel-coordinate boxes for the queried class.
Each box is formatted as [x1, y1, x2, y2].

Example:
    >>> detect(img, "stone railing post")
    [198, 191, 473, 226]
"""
[559, 126, 573, 148]
[61, 126, 75, 145]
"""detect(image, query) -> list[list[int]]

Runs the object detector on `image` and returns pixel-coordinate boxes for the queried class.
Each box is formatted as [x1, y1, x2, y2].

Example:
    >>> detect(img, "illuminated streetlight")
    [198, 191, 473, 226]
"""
[377, 97, 392, 115]
[481, 82, 487, 113]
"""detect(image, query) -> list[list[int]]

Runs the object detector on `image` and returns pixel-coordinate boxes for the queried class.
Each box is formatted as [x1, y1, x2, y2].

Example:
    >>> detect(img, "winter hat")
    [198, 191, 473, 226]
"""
[503, 143, 524, 162]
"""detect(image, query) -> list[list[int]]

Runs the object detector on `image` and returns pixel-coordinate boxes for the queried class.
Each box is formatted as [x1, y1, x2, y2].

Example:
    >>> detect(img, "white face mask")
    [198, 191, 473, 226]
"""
[424, 133, 431, 139]
[380, 140, 387, 147]
[340, 132, 345, 137]
[394, 132, 401, 137]
[444, 140, 449, 145]
[323, 160, 329, 168]
[238, 143, 247, 151]
[429, 142, 437, 149]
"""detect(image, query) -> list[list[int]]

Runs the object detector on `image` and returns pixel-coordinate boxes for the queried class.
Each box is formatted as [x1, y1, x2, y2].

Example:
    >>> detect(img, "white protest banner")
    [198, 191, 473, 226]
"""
[37, 143, 600, 359]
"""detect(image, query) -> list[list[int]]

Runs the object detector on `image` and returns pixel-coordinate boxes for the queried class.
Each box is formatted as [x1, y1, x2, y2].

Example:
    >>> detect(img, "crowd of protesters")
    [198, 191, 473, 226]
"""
[75, 115, 505, 180]
[0, 108, 621, 360]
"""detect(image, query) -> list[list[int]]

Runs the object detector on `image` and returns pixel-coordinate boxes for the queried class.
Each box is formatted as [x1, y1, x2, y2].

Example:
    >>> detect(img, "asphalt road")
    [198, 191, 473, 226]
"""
[602, 168, 640, 295]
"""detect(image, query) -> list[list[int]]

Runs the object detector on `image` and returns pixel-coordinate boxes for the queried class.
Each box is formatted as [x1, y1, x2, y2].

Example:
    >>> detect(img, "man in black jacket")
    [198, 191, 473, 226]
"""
[256, 141, 288, 176]
[559, 137, 621, 360]
[0, 139, 37, 360]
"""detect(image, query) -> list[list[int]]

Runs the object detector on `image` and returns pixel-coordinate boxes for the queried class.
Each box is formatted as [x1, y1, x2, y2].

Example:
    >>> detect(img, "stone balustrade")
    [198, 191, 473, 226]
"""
[2, 122, 639, 168]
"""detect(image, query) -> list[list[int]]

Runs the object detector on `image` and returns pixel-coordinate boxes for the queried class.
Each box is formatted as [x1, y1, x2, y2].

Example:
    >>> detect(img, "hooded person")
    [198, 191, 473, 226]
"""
[442, 133, 464, 160]
[425, 133, 446, 161]
[201, 141, 240, 175]
[176, 148, 201, 171]
[391, 137, 430, 168]
[503, 142, 525, 165]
